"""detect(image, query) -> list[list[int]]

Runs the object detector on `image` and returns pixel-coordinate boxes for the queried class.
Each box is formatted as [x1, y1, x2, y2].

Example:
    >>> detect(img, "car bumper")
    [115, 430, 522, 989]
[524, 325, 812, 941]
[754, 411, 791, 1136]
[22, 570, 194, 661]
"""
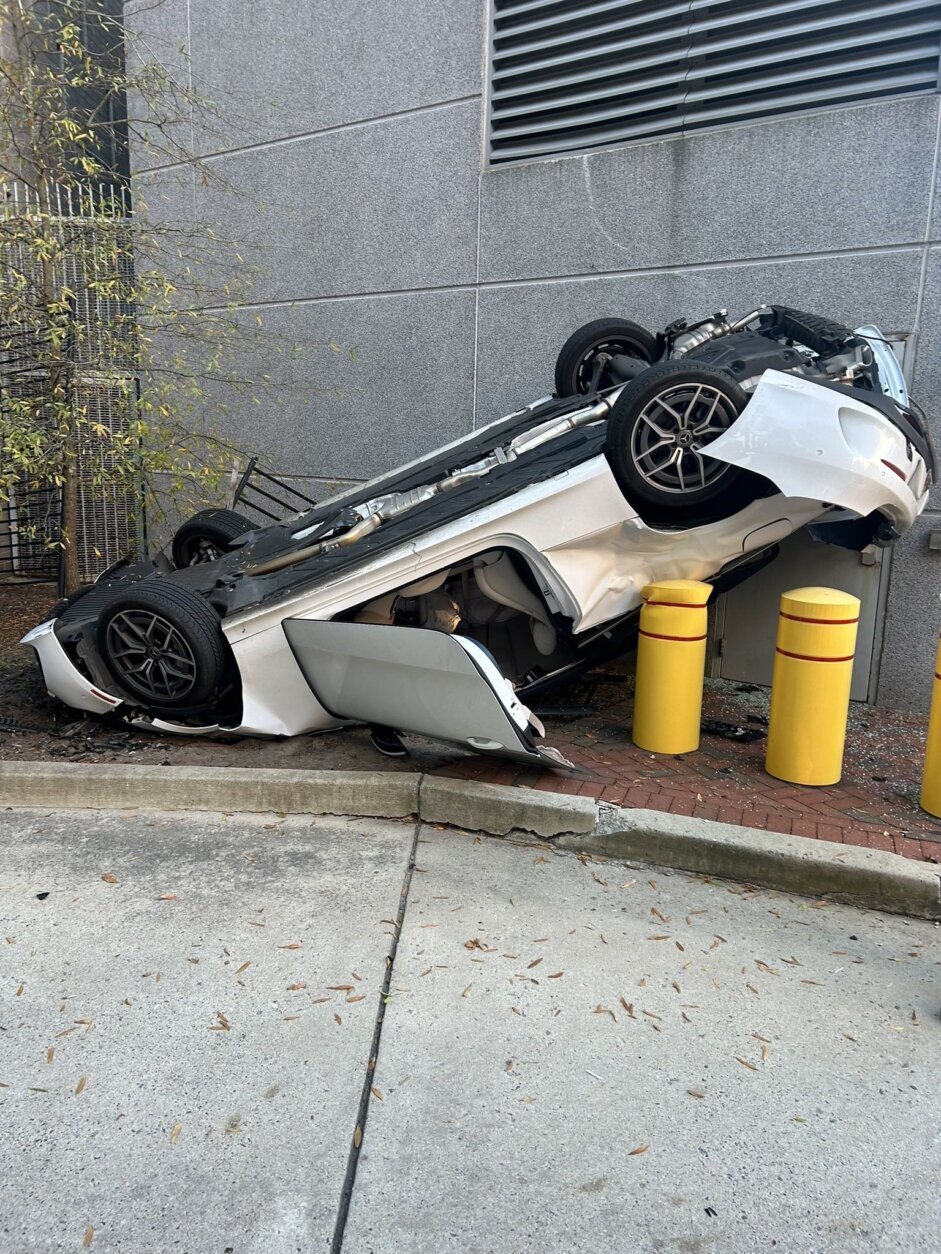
[20, 619, 124, 715]
[707, 371, 928, 534]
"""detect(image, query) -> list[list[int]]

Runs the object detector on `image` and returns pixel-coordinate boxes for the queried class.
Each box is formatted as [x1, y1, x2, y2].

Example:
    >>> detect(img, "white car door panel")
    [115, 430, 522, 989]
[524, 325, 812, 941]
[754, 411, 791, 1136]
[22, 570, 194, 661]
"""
[282, 619, 573, 768]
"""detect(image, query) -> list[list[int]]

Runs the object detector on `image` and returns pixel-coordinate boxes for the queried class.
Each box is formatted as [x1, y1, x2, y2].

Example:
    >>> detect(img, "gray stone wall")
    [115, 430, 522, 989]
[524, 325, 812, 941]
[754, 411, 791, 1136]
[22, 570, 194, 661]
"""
[126, 0, 941, 710]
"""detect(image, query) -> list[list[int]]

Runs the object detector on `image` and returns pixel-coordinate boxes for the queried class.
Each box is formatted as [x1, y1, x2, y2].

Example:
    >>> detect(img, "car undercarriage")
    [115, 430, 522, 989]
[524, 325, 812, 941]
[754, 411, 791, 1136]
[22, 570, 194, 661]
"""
[22, 304, 934, 767]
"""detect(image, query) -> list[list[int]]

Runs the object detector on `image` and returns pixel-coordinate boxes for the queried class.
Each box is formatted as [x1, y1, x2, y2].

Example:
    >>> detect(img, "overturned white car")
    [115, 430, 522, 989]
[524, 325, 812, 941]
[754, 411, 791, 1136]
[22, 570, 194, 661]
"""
[23, 305, 933, 768]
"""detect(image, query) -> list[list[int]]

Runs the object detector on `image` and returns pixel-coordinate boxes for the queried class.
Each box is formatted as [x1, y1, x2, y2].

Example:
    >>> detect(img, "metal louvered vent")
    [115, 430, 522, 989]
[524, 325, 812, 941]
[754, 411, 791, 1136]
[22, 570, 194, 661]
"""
[489, 0, 941, 164]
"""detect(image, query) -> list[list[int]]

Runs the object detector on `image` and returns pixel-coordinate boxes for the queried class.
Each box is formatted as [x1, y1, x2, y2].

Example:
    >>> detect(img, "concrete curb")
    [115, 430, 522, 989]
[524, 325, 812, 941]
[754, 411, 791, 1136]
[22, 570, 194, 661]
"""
[2, 762, 939, 920]
[0, 762, 423, 820]
[557, 803, 941, 922]
[419, 775, 596, 838]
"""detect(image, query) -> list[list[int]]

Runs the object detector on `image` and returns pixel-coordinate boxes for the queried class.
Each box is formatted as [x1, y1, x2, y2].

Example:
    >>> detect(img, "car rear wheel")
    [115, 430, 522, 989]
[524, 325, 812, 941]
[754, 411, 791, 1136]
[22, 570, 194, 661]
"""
[171, 508, 252, 568]
[604, 361, 756, 523]
[554, 317, 657, 397]
[99, 581, 231, 713]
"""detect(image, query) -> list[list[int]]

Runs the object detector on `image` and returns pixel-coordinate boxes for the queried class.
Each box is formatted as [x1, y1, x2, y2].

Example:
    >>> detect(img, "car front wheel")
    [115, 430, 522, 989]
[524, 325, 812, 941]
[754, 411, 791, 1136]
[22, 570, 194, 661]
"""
[98, 580, 232, 714]
[604, 361, 756, 523]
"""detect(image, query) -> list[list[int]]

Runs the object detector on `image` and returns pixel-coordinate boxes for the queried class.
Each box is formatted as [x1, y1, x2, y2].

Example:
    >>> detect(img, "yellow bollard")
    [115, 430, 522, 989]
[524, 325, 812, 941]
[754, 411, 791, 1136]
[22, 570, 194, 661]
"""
[632, 579, 711, 755]
[765, 587, 860, 786]
[919, 635, 941, 818]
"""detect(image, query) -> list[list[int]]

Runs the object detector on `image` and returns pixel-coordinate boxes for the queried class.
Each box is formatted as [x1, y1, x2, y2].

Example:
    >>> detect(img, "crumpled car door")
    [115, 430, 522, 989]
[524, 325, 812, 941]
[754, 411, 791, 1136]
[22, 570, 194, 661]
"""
[282, 619, 573, 769]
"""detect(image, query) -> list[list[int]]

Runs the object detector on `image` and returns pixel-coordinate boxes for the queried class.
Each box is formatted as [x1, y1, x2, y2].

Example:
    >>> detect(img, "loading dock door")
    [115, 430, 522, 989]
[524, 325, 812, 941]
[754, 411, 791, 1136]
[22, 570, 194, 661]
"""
[710, 532, 887, 702]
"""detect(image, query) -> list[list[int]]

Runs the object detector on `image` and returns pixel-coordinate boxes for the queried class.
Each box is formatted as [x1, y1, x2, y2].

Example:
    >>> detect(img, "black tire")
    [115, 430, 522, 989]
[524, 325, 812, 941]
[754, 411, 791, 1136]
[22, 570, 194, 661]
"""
[554, 317, 657, 397]
[98, 580, 232, 714]
[604, 361, 756, 523]
[171, 508, 252, 568]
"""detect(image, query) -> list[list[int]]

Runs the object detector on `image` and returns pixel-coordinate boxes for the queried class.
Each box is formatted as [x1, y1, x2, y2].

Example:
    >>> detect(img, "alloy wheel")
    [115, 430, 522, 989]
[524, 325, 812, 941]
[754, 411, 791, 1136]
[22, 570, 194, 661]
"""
[629, 382, 737, 495]
[105, 609, 198, 701]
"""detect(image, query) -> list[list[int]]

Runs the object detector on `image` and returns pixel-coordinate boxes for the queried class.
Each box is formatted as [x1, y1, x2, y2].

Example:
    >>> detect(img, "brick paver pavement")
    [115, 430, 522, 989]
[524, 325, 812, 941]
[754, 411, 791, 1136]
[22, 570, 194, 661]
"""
[431, 674, 941, 864]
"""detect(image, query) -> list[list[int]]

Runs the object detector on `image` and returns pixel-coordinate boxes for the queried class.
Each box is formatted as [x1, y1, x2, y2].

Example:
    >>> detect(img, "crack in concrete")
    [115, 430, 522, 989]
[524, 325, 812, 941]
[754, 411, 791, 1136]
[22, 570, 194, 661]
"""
[330, 818, 422, 1252]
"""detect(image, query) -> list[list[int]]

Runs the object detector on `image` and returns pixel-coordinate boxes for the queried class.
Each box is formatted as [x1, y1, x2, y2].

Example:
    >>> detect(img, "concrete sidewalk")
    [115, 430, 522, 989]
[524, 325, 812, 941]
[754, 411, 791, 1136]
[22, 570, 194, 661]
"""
[346, 828, 940, 1253]
[0, 809, 415, 1252]
[1, 809, 938, 1251]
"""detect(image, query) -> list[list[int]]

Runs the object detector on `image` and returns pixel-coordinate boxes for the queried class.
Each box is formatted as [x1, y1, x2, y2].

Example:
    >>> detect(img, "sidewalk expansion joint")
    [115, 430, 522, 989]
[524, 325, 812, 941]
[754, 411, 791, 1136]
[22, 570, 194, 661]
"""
[329, 818, 421, 1253]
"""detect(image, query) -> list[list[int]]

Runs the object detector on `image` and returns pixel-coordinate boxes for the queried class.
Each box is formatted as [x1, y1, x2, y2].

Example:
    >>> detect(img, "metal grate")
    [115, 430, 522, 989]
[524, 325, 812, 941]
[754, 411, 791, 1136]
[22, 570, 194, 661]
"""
[0, 180, 138, 583]
[488, 0, 941, 164]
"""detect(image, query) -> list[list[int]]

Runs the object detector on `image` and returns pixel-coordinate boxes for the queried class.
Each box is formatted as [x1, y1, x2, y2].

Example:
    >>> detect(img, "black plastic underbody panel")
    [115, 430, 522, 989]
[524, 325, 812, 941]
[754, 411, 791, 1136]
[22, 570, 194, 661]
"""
[224, 422, 609, 614]
[55, 404, 609, 637]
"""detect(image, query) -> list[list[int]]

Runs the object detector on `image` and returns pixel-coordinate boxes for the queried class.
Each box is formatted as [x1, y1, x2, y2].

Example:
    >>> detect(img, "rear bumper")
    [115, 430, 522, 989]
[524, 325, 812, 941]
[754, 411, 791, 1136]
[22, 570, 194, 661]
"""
[20, 619, 123, 715]
[707, 371, 927, 535]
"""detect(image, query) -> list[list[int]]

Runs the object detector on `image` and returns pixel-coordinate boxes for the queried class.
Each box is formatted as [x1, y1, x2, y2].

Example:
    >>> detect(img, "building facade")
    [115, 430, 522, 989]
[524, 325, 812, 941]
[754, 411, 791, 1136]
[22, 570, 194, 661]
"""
[127, 0, 941, 710]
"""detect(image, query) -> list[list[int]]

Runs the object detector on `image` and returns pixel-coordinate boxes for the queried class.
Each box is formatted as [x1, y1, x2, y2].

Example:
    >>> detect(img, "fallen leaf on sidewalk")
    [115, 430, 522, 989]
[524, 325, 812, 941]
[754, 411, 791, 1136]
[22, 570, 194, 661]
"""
[735, 1057, 758, 1071]
[157, 894, 176, 901]
[687, 1089, 705, 1099]
[462, 985, 472, 998]
[235, 962, 251, 976]
[628, 1145, 649, 1156]
[101, 873, 117, 884]
[328, 985, 354, 992]
[648, 935, 671, 942]
[593, 1005, 616, 1022]
[548, 972, 564, 979]
[45, 1047, 54, 1064]
[170, 1122, 182, 1145]
[371, 1086, 384, 1102]
[83, 1227, 94, 1248]
[353, 1125, 362, 1148]
[286, 982, 307, 992]
[620, 998, 635, 1018]
[278, 942, 303, 950]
